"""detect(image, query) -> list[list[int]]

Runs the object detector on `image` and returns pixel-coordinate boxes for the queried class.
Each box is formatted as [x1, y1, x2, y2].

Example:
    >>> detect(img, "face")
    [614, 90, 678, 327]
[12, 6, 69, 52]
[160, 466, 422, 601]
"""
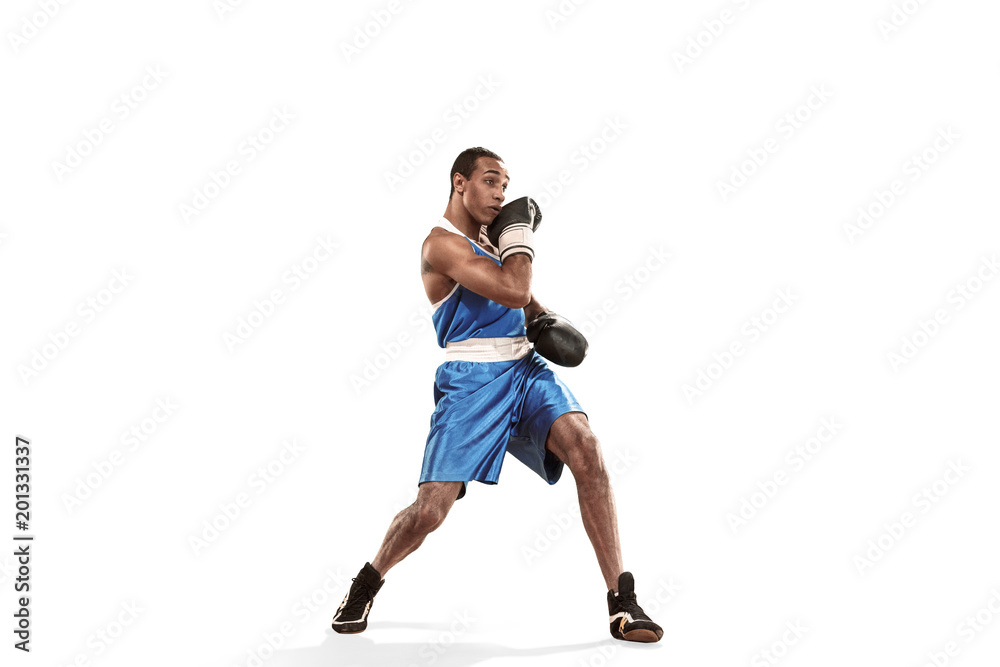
[456, 157, 508, 225]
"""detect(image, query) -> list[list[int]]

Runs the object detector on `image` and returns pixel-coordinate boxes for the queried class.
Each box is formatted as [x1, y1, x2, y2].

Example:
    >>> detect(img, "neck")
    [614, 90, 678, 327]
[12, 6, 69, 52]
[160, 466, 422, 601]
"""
[443, 198, 479, 240]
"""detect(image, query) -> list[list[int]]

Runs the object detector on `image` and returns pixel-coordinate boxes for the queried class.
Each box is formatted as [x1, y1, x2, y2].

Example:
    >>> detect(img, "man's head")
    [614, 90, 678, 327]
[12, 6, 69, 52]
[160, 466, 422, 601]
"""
[448, 147, 508, 225]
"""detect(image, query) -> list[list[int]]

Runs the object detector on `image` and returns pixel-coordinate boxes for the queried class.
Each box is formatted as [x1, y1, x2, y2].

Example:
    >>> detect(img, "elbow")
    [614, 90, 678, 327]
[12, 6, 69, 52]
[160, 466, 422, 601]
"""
[499, 285, 531, 310]
[510, 290, 531, 310]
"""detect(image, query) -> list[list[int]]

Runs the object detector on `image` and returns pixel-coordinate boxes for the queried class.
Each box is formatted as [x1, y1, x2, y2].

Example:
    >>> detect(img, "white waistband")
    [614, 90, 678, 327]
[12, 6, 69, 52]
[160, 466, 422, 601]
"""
[444, 336, 531, 362]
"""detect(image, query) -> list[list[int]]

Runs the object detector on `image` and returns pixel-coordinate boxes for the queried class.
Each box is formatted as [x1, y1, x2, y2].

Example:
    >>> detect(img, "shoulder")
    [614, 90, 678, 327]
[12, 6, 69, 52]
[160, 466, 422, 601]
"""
[424, 225, 454, 242]
[423, 226, 471, 258]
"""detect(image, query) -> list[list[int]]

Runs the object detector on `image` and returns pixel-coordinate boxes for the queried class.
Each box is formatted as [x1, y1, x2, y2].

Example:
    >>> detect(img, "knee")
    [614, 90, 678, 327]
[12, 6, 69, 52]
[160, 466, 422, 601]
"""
[412, 501, 449, 534]
[563, 432, 607, 483]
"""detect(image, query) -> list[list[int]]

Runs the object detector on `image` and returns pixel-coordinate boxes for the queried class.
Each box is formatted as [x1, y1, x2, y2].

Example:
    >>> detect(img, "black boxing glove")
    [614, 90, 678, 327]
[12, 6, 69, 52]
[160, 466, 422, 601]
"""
[486, 196, 542, 263]
[526, 311, 588, 367]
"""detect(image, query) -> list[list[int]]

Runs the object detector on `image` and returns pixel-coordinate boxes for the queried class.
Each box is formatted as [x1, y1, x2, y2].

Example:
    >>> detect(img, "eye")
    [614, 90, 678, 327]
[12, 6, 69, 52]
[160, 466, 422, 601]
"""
[486, 179, 494, 185]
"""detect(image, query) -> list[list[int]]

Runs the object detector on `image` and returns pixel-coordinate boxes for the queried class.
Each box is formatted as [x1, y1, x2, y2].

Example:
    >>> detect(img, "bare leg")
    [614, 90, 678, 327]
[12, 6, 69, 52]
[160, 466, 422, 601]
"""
[370, 480, 463, 576]
[546, 412, 624, 592]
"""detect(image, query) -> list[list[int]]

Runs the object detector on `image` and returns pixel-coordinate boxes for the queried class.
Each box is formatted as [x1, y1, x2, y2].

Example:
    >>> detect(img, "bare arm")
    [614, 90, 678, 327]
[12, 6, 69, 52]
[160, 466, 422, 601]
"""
[423, 231, 532, 309]
[524, 294, 547, 323]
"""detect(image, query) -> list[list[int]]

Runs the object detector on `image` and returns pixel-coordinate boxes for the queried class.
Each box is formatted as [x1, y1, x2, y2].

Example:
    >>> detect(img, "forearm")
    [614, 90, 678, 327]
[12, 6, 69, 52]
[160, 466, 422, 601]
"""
[497, 255, 532, 308]
[524, 293, 547, 322]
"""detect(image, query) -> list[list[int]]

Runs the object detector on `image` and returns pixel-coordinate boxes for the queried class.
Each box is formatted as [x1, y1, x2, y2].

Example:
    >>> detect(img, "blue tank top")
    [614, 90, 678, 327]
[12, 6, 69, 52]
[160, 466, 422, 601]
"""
[431, 235, 526, 348]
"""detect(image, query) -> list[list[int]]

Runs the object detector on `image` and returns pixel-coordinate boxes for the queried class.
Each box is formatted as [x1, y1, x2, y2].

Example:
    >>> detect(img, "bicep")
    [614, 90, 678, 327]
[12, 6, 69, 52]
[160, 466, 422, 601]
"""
[427, 236, 529, 307]
[444, 253, 512, 302]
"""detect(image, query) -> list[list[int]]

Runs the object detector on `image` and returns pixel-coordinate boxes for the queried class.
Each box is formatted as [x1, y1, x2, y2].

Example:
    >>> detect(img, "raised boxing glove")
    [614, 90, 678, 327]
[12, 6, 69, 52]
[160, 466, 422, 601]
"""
[486, 196, 542, 263]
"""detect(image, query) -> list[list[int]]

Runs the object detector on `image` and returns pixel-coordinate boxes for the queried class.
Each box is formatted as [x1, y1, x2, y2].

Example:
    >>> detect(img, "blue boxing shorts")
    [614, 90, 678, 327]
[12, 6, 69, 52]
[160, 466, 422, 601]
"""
[419, 337, 585, 500]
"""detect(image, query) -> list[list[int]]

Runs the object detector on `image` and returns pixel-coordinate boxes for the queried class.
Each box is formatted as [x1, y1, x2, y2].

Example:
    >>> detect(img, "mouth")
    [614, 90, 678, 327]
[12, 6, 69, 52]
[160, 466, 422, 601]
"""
[488, 206, 500, 215]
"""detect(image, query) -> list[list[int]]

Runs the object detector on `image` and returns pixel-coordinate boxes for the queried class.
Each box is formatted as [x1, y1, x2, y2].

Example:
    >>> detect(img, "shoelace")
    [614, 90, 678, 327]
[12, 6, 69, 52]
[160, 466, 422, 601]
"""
[617, 593, 651, 622]
[340, 577, 378, 616]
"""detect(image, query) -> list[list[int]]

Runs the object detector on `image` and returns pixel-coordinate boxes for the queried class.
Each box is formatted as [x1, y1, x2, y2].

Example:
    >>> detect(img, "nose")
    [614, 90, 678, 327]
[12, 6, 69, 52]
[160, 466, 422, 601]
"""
[495, 191, 505, 204]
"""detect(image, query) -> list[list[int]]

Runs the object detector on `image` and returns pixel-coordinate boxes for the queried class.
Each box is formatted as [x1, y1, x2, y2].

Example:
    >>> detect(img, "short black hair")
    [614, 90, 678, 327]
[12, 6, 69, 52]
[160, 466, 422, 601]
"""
[449, 147, 503, 200]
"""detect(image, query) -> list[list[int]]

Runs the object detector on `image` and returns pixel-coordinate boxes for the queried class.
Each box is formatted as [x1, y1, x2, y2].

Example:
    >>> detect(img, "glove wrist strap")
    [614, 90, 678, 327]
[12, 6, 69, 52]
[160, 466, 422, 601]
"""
[497, 224, 534, 263]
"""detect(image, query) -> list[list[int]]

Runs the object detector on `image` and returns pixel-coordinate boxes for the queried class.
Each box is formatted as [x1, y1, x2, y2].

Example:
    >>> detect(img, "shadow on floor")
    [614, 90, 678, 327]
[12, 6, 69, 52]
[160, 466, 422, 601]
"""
[265, 623, 653, 667]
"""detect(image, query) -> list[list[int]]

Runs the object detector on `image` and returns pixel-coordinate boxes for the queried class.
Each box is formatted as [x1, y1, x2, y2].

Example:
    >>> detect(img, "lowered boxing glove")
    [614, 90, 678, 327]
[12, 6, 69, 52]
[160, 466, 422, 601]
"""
[486, 196, 542, 263]
[526, 311, 588, 367]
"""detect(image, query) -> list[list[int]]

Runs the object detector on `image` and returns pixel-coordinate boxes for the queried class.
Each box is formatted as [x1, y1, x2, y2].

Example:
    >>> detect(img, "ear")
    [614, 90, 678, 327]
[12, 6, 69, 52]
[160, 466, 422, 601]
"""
[452, 171, 466, 194]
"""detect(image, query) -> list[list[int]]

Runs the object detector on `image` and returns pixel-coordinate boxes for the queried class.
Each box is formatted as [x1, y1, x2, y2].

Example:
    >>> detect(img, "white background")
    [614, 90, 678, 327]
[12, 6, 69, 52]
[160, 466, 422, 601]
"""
[2, 1, 999, 666]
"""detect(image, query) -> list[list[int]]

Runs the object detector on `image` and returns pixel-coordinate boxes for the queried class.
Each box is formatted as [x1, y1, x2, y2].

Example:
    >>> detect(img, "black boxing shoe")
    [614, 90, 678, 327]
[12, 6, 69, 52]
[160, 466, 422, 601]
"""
[607, 572, 663, 643]
[332, 562, 384, 634]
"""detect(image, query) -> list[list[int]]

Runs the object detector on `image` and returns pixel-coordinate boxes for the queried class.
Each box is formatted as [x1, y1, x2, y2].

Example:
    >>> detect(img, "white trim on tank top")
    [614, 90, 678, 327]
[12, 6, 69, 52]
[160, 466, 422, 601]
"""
[439, 216, 500, 260]
[430, 282, 459, 313]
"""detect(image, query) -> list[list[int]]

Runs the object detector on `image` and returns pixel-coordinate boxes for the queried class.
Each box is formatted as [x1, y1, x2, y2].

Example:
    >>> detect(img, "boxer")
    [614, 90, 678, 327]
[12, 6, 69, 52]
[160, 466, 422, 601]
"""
[333, 148, 662, 643]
